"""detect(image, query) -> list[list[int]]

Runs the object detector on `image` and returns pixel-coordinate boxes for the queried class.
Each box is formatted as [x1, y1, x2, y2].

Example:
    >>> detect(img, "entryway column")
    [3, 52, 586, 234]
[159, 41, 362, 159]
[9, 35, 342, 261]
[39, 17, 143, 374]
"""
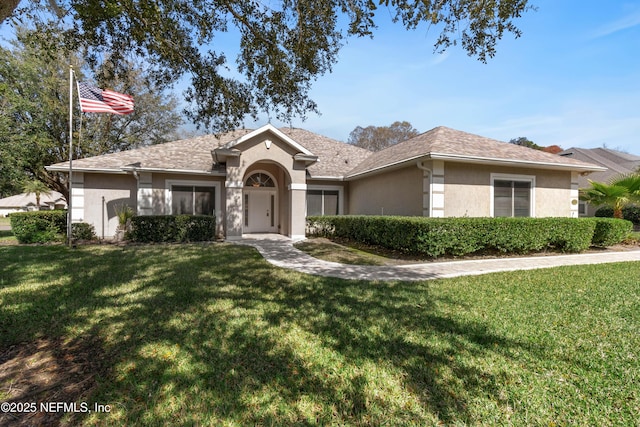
[225, 180, 243, 240]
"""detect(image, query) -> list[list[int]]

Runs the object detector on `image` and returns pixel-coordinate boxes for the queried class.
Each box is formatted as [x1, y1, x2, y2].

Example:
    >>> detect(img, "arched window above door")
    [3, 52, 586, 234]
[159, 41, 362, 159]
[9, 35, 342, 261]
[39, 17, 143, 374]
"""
[245, 172, 275, 188]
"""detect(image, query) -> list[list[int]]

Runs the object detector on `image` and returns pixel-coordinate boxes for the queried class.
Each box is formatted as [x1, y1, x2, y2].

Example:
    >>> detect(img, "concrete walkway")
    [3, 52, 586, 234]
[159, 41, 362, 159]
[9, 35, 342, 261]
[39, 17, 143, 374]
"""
[237, 234, 640, 282]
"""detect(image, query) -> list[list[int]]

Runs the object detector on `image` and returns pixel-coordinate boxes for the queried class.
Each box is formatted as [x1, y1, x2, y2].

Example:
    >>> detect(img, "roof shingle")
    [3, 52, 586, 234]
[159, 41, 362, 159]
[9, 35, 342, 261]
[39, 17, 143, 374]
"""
[345, 126, 603, 177]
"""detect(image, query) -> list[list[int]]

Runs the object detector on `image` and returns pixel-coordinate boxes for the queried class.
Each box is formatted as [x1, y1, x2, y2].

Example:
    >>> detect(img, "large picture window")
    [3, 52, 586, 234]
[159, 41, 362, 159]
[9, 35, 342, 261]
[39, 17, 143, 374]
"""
[171, 185, 215, 215]
[492, 175, 534, 217]
[307, 189, 339, 216]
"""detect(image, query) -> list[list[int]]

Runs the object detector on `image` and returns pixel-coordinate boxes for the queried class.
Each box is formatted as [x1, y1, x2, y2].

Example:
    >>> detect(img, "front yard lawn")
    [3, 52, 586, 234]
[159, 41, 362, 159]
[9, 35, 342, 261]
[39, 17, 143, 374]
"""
[1, 244, 639, 425]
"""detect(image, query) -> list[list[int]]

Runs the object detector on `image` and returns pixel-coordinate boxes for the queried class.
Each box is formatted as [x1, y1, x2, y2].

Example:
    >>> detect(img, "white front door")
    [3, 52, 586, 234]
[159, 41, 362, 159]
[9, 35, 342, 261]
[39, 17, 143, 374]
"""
[244, 190, 277, 233]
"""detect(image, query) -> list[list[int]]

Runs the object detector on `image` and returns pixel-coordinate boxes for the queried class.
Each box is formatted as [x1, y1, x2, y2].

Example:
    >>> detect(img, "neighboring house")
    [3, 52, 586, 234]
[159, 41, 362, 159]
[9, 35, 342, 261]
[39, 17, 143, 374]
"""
[46, 124, 604, 240]
[558, 147, 640, 216]
[0, 191, 67, 217]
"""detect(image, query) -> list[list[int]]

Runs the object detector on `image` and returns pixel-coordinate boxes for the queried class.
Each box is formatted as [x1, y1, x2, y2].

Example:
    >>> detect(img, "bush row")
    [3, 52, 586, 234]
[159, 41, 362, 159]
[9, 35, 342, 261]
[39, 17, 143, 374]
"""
[307, 216, 632, 258]
[9, 210, 97, 243]
[128, 215, 216, 243]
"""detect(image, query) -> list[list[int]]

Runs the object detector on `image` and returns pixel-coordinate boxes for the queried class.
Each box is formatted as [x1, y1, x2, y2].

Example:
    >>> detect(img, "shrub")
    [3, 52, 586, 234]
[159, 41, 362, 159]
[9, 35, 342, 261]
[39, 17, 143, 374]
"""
[591, 218, 633, 246]
[72, 222, 97, 241]
[307, 216, 603, 258]
[9, 210, 67, 244]
[128, 215, 216, 242]
[595, 205, 640, 225]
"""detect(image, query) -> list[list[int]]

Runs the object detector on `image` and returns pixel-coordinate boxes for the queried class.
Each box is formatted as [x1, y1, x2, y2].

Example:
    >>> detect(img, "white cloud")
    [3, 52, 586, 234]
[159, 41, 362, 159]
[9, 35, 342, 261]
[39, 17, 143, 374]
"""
[591, 9, 640, 38]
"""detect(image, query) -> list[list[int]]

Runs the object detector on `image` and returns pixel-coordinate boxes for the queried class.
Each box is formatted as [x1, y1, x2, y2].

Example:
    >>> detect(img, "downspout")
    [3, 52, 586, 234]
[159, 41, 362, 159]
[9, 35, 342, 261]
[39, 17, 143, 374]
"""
[416, 160, 432, 217]
[131, 168, 140, 216]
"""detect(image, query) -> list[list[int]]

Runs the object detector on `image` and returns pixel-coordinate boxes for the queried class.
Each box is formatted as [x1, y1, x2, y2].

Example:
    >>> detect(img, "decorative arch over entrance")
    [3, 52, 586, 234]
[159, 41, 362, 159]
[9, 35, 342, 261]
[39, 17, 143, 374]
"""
[219, 124, 316, 240]
[243, 170, 279, 233]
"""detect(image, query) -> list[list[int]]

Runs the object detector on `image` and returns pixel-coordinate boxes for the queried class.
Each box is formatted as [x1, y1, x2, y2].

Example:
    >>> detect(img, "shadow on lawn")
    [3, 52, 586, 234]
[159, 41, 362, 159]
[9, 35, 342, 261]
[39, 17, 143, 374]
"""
[0, 244, 539, 425]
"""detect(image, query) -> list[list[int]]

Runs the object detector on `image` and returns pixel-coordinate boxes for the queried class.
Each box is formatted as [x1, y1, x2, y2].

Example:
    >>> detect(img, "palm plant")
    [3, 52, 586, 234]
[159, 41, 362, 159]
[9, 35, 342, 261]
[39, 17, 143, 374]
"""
[22, 179, 52, 210]
[580, 173, 640, 218]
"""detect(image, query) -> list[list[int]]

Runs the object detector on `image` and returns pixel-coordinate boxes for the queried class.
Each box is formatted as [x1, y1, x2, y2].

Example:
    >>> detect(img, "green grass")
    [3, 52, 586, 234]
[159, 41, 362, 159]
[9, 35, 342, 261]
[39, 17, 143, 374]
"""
[0, 229, 16, 244]
[294, 238, 389, 265]
[1, 244, 639, 425]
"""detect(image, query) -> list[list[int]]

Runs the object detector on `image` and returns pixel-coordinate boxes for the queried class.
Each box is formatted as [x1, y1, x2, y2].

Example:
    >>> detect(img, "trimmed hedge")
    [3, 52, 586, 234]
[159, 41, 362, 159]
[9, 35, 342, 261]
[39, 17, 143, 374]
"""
[307, 216, 630, 258]
[9, 210, 67, 243]
[128, 215, 216, 242]
[591, 217, 633, 246]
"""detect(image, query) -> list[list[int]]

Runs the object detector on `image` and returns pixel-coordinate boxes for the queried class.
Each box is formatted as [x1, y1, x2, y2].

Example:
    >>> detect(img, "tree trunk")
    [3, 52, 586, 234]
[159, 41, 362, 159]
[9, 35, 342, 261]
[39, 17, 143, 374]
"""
[0, 0, 21, 24]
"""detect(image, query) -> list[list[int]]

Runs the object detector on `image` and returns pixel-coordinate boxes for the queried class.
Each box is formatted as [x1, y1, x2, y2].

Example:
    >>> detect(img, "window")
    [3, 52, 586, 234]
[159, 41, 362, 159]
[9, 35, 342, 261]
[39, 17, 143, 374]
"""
[245, 173, 275, 187]
[493, 179, 532, 217]
[307, 190, 339, 216]
[171, 185, 215, 215]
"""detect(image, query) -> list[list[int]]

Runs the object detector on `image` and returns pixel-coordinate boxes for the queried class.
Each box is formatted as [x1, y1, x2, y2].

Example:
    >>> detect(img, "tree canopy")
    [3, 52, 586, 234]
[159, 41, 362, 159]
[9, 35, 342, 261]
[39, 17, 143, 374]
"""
[348, 121, 420, 151]
[508, 136, 540, 150]
[1, 0, 535, 133]
[0, 27, 183, 200]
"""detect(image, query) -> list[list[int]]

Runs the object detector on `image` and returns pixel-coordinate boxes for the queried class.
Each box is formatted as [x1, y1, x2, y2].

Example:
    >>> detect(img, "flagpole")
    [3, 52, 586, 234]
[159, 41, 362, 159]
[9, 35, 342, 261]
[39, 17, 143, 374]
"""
[68, 64, 74, 245]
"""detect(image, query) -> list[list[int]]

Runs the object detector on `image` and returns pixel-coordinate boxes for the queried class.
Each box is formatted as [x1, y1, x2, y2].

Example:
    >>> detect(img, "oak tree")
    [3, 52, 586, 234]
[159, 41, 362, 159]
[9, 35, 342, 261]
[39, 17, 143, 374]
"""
[0, 27, 183, 200]
[1, 0, 535, 132]
[348, 121, 419, 151]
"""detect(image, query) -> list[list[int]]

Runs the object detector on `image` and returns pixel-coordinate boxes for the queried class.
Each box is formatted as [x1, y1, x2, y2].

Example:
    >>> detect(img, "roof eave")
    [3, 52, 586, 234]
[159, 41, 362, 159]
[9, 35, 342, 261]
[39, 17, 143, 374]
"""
[346, 153, 607, 180]
[46, 165, 226, 176]
[429, 152, 608, 172]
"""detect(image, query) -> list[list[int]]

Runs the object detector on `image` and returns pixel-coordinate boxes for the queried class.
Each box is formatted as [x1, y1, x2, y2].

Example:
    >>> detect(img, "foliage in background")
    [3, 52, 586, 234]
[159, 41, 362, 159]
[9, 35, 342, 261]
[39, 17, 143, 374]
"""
[307, 216, 631, 257]
[2, 0, 534, 132]
[128, 215, 216, 242]
[21, 179, 52, 208]
[580, 173, 640, 219]
[0, 26, 183, 201]
[348, 121, 420, 151]
[595, 205, 640, 226]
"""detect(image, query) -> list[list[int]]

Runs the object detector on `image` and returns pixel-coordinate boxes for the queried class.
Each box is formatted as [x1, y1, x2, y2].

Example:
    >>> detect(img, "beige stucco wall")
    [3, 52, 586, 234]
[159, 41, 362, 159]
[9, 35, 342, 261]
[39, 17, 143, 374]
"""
[348, 166, 423, 216]
[347, 161, 575, 219]
[82, 173, 136, 238]
[442, 163, 572, 217]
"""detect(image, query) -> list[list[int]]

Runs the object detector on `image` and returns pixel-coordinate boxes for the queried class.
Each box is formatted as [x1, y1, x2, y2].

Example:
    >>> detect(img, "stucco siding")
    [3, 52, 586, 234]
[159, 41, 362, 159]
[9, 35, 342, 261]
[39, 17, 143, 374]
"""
[83, 173, 136, 238]
[349, 166, 423, 216]
[443, 163, 491, 217]
[443, 163, 572, 217]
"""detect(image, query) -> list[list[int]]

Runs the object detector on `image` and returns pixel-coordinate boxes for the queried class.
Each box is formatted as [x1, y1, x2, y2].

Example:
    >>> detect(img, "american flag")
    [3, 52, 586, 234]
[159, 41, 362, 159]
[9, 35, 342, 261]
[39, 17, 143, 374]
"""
[77, 81, 134, 115]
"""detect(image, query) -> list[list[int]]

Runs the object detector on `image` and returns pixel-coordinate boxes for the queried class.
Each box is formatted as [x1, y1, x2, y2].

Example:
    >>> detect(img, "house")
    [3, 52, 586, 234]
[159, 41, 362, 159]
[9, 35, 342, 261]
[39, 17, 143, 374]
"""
[0, 191, 67, 217]
[558, 147, 640, 216]
[46, 124, 604, 240]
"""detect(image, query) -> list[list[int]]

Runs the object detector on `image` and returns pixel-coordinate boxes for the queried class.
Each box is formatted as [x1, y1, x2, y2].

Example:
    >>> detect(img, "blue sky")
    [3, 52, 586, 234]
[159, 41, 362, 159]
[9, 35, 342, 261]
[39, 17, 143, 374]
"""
[2, 1, 638, 152]
[255, 0, 640, 152]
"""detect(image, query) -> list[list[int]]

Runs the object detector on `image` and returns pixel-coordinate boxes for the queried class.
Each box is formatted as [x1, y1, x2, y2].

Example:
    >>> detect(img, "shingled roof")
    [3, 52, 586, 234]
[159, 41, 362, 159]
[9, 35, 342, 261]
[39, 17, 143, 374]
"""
[277, 128, 372, 178]
[48, 125, 602, 179]
[47, 127, 371, 178]
[48, 130, 253, 174]
[558, 147, 640, 183]
[345, 126, 604, 178]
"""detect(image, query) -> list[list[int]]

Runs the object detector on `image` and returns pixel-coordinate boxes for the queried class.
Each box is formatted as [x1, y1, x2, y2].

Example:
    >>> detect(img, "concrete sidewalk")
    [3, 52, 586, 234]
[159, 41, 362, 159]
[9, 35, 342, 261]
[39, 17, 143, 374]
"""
[237, 235, 640, 282]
